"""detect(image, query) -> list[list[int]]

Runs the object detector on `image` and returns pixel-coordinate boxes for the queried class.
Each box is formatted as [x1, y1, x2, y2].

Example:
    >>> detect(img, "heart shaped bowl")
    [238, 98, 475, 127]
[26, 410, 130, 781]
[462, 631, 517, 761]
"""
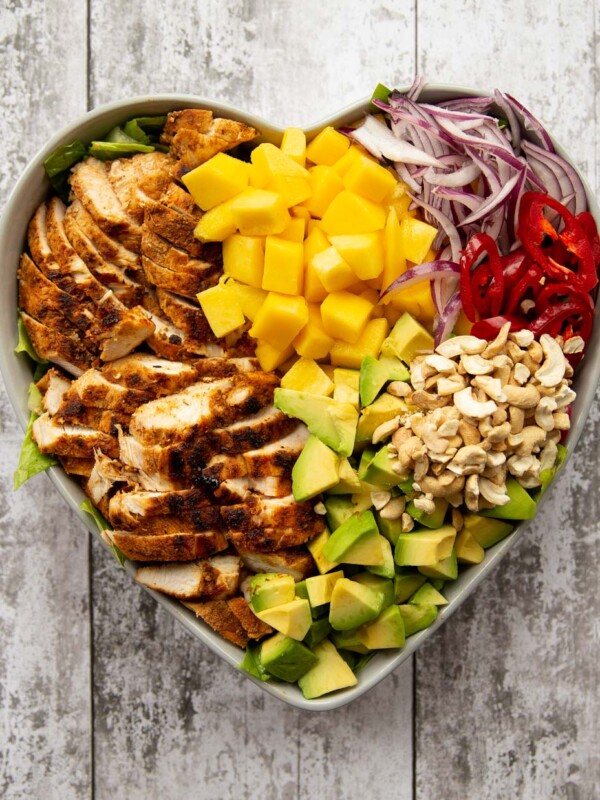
[2, 87, 599, 710]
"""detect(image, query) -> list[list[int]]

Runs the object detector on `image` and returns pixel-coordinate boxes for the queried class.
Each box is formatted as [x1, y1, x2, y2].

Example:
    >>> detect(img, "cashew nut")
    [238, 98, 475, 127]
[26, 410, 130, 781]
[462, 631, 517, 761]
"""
[464, 474, 480, 511]
[437, 418, 460, 438]
[479, 477, 510, 506]
[424, 354, 457, 373]
[454, 387, 498, 419]
[387, 380, 412, 398]
[400, 512, 414, 531]
[486, 450, 507, 468]
[372, 416, 401, 444]
[472, 375, 507, 403]
[411, 389, 449, 410]
[553, 412, 571, 431]
[553, 383, 576, 409]
[515, 425, 546, 456]
[420, 421, 451, 454]
[418, 473, 465, 498]
[539, 439, 558, 472]
[513, 362, 531, 385]
[506, 341, 525, 363]
[452, 508, 464, 532]
[534, 396, 558, 432]
[447, 445, 488, 475]
[483, 322, 511, 358]
[503, 384, 541, 409]
[535, 334, 567, 388]
[508, 406, 525, 434]
[507, 454, 537, 477]
[436, 335, 487, 358]
[486, 421, 512, 443]
[380, 497, 406, 520]
[413, 494, 437, 515]
[414, 454, 430, 482]
[509, 329, 534, 348]
[437, 375, 466, 395]
[527, 340, 544, 363]
[371, 491, 392, 511]
[460, 354, 495, 375]
[563, 336, 584, 354]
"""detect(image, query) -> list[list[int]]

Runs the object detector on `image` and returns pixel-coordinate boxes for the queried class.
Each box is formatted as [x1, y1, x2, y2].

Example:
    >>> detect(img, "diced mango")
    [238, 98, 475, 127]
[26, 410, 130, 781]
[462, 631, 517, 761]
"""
[250, 142, 309, 184]
[194, 199, 237, 242]
[230, 188, 290, 236]
[331, 145, 364, 177]
[388, 280, 436, 325]
[311, 247, 356, 293]
[222, 234, 264, 288]
[302, 166, 344, 219]
[182, 152, 250, 210]
[197, 283, 245, 338]
[320, 191, 386, 235]
[328, 233, 384, 281]
[294, 304, 334, 360]
[307, 219, 324, 236]
[249, 292, 309, 349]
[262, 236, 304, 295]
[267, 174, 311, 207]
[255, 340, 295, 371]
[381, 206, 406, 295]
[279, 216, 306, 243]
[330, 318, 390, 368]
[398, 217, 438, 264]
[391, 187, 417, 220]
[321, 291, 374, 344]
[281, 358, 334, 396]
[343, 156, 397, 204]
[291, 205, 311, 222]
[303, 228, 329, 303]
[281, 127, 307, 166]
[225, 279, 267, 322]
[454, 310, 473, 335]
[306, 126, 350, 166]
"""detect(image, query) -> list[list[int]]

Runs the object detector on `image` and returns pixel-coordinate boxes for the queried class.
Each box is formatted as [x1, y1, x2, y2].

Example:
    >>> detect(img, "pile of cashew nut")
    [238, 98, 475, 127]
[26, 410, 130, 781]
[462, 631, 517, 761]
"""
[370, 323, 579, 532]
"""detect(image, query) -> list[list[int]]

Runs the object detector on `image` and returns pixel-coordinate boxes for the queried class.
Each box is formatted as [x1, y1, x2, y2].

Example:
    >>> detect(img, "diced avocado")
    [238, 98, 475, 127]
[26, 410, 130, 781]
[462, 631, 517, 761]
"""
[338, 650, 360, 669]
[377, 513, 403, 546]
[352, 572, 395, 608]
[295, 581, 327, 619]
[409, 582, 448, 606]
[418, 548, 458, 580]
[333, 368, 360, 409]
[479, 477, 537, 520]
[359, 355, 410, 407]
[274, 388, 358, 456]
[356, 394, 408, 443]
[331, 628, 369, 654]
[306, 528, 339, 574]
[358, 446, 376, 479]
[249, 573, 295, 612]
[304, 618, 332, 648]
[323, 510, 385, 566]
[398, 603, 438, 636]
[394, 572, 427, 603]
[455, 528, 485, 564]
[256, 598, 313, 641]
[325, 495, 358, 531]
[394, 525, 457, 567]
[407, 497, 448, 529]
[430, 579, 445, 591]
[380, 312, 434, 364]
[357, 605, 405, 649]
[327, 457, 362, 495]
[397, 476, 415, 495]
[260, 633, 317, 682]
[329, 577, 384, 631]
[366, 536, 395, 579]
[292, 435, 341, 502]
[298, 639, 358, 699]
[362, 445, 403, 490]
[305, 570, 345, 606]
[462, 514, 514, 549]
[240, 643, 270, 682]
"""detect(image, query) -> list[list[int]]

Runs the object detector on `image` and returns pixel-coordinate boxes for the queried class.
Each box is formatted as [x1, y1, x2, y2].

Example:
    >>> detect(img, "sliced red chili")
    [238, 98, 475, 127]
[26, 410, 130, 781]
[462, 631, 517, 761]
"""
[504, 263, 544, 316]
[459, 233, 505, 321]
[529, 299, 593, 341]
[576, 211, 600, 268]
[534, 282, 595, 316]
[471, 315, 528, 340]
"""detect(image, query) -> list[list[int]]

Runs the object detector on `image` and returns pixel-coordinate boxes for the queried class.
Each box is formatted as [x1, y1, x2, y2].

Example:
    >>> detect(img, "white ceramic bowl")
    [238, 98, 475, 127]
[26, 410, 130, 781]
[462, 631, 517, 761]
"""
[1, 88, 599, 711]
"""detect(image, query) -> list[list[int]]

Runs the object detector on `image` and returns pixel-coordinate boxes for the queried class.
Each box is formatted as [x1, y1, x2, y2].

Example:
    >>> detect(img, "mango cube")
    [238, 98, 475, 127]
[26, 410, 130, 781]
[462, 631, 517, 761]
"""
[194, 199, 237, 242]
[262, 236, 304, 295]
[281, 358, 334, 396]
[230, 188, 290, 236]
[320, 190, 386, 235]
[291, 205, 311, 222]
[281, 127, 307, 166]
[331, 145, 364, 177]
[321, 290, 374, 344]
[255, 340, 295, 371]
[225, 279, 267, 322]
[306, 126, 350, 166]
[387, 280, 436, 325]
[381, 206, 406, 294]
[311, 247, 356, 293]
[294, 304, 334, 360]
[279, 216, 306, 243]
[250, 143, 311, 206]
[330, 318, 390, 368]
[399, 217, 438, 264]
[328, 233, 384, 281]
[454, 310, 473, 335]
[182, 152, 250, 211]
[197, 283, 245, 338]
[250, 292, 309, 349]
[343, 156, 397, 204]
[303, 227, 329, 303]
[302, 165, 344, 218]
[268, 174, 311, 207]
[222, 234, 264, 288]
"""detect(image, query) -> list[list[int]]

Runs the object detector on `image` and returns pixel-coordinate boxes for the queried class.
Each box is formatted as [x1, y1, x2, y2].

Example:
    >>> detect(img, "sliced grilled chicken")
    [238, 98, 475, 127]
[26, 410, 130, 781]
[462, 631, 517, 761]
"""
[68, 198, 140, 272]
[227, 596, 273, 640]
[162, 109, 258, 170]
[141, 254, 219, 300]
[106, 528, 227, 561]
[40, 369, 72, 415]
[183, 598, 249, 647]
[214, 475, 293, 502]
[58, 369, 154, 412]
[107, 152, 175, 224]
[141, 226, 218, 276]
[69, 157, 143, 251]
[143, 198, 205, 257]
[101, 353, 199, 396]
[107, 487, 211, 524]
[215, 405, 297, 454]
[108, 508, 221, 536]
[57, 406, 130, 436]
[86, 453, 177, 506]
[221, 494, 321, 530]
[237, 548, 316, 582]
[20, 313, 90, 376]
[194, 357, 258, 378]
[227, 525, 323, 553]
[156, 288, 217, 348]
[59, 456, 95, 477]
[135, 554, 240, 600]
[32, 412, 118, 458]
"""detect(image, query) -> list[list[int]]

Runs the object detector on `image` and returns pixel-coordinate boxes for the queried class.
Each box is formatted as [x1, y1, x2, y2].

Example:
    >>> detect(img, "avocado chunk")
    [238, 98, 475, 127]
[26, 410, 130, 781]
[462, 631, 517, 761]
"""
[249, 573, 295, 613]
[298, 638, 358, 699]
[398, 603, 438, 636]
[418, 548, 458, 580]
[377, 513, 403, 546]
[331, 628, 369, 654]
[260, 633, 317, 682]
[352, 572, 395, 608]
[357, 605, 406, 649]
[366, 536, 395, 579]
[356, 394, 408, 443]
[327, 458, 362, 495]
[394, 572, 427, 603]
[292, 435, 341, 502]
[274, 388, 358, 456]
[359, 355, 410, 407]
[407, 497, 448, 529]
[305, 571, 345, 607]
[380, 312, 434, 364]
[323, 510, 385, 566]
[479, 477, 537, 520]
[304, 618, 332, 648]
[462, 514, 514, 548]
[256, 598, 313, 641]
[329, 577, 385, 631]
[325, 495, 360, 531]
[455, 528, 485, 564]
[362, 445, 404, 490]
[358, 446, 376, 478]
[295, 581, 328, 620]
[394, 525, 456, 567]
[306, 528, 339, 574]
[240, 643, 271, 682]
[409, 582, 448, 606]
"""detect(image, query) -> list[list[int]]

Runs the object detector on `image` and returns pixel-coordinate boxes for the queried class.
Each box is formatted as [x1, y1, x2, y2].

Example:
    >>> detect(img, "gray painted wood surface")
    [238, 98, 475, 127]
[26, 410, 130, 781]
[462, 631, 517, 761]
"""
[0, 1, 598, 798]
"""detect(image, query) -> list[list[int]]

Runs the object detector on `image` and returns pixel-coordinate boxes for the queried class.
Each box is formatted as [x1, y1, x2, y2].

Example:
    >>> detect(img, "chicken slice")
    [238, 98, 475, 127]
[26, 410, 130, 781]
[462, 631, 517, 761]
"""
[156, 288, 218, 348]
[86, 453, 177, 506]
[214, 475, 293, 502]
[107, 486, 211, 524]
[58, 369, 154, 412]
[141, 254, 219, 300]
[183, 599, 249, 647]
[40, 369, 72, 415]
[141, 226, 218, 275]
[227, 525, 323, 553]
[108, 152, 175, 224]
[221, 494, 324, 535]
[135, 554, 240, 600]
[143, 199, 205, 257]
[227, 596, 272, 640]
[160, 182, 203, 218]
[20, 313, 90, 376]
[214, 405, 297, 454]
[68, 199, 140, 272]
[237, 548, 316, 582]
[106, 528, 227, 562]
[193, 357, 258, 378]
[59, 456, 95, 477]
[32, 412, 118, 458]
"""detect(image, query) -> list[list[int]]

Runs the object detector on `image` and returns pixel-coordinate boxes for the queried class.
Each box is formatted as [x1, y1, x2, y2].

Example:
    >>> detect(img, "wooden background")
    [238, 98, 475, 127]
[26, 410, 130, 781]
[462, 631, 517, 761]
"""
[1, 1, 598, 798]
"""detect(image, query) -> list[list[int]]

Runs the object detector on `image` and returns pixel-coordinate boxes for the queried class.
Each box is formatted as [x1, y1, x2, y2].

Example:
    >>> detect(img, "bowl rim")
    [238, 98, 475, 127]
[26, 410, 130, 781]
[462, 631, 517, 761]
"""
[1, 85, 599, 711]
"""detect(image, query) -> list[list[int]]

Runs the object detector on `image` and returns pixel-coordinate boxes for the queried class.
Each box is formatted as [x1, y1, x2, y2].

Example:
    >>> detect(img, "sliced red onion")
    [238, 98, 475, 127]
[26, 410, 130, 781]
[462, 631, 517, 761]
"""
[407, 192, 463, 262]
[521, 140, 587, 214]
[380, 260, 460, 299]
[431, 273, 459, 315]
[394, 161, 421, 193]
[424, 161, 481, 187]
[407, 75, 427, 101]
[432, 186, 483, 211]
[434, 291, 463, 346]
[341, 115, 443, 167]
[493, 90, 522, 154]
[458, 171, 521, 226]
[441, 97, 494, 114]
[504, 93, 555, 152]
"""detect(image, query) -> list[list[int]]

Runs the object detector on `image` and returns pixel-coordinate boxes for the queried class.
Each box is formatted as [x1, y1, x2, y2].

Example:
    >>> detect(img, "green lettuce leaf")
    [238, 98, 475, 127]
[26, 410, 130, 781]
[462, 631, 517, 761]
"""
[13, 412, 57, 490]
[15, 316, 46, 363]
[80, 499, 126, 568]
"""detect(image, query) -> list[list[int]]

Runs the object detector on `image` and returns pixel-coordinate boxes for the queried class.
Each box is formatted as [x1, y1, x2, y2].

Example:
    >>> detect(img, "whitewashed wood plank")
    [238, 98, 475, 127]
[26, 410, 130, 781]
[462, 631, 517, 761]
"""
[415, 1, 599, 797]
[0, 2, 91, 799]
